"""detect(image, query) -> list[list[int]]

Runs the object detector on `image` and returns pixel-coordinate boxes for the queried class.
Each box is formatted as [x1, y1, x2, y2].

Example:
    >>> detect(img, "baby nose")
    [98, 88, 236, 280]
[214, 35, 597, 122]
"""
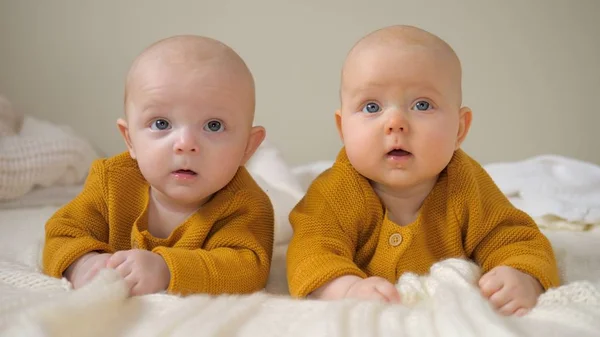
[385, 111, 407, 134]
[174, 130, 199, 153]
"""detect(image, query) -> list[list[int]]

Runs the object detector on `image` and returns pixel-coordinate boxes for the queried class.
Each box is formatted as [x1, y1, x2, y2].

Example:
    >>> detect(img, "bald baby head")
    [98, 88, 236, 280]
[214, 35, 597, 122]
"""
[348, 25, 457, 53]
[124, 35, 255, 121]
[341, 25, 463, 106]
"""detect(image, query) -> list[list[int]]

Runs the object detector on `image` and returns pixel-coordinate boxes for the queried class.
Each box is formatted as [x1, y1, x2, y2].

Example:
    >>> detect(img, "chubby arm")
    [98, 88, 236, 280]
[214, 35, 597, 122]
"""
[43, 160, 113, 278]
[286, 176, 367, 298]
[469, 210, 559, 290]
[460, 159, 560, 290]
[153, 190, 274, 295]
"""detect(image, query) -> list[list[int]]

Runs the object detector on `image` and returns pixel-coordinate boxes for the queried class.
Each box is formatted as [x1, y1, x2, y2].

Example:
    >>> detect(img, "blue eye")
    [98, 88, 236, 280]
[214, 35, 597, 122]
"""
[413, 101, 431, 111]
[203, 120, 224, 132]
[150, 119, 170, 130]
[361, 102, 381, 113]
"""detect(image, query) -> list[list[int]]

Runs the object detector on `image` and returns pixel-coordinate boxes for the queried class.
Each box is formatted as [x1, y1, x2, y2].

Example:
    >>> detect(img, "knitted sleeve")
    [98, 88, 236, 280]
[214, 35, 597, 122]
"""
[43, 159, 113, 278]
[152, 190, 274, 296]
[459, 158, 560, 290]
[287, 169, 368, 298]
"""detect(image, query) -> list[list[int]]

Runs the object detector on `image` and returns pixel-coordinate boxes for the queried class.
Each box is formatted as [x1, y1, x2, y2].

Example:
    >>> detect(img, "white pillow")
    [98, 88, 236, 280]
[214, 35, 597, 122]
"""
[246, 139, 305, 245]
[246, 139, 305, 200]
[291, 160, 335, 191]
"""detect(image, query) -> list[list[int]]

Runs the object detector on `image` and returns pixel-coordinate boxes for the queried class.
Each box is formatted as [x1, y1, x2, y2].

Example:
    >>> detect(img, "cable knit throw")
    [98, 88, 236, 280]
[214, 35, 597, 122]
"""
[0, 96, 99, 200]
[1, 257, 599, 337]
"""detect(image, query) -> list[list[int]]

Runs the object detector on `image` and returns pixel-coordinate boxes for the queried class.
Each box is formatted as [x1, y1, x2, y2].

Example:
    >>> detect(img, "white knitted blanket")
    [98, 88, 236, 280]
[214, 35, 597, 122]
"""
[1, 256, 599, 337]
[0, 116, 99, 201]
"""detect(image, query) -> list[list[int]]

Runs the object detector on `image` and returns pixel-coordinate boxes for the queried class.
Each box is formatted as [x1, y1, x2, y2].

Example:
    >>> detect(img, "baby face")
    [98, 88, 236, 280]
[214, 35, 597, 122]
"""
[121, 56, 257, 208]
[337, 42, 470, 192]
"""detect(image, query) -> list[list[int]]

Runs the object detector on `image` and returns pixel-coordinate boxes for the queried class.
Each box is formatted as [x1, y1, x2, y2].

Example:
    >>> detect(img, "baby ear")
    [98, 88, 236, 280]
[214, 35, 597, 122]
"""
[117, 118, 136, 159]
[335, 109, 344, 142]
[455, 106, 472, 150]
[241, 125, 266, 165]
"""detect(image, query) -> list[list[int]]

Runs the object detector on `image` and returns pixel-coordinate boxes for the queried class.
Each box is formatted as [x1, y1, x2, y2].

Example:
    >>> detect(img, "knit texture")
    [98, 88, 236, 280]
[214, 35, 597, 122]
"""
[287, 148, 560, 297]
[2, 258, 599, 337]
[0, 116, 98, 201]
[43, 152, 274, 295]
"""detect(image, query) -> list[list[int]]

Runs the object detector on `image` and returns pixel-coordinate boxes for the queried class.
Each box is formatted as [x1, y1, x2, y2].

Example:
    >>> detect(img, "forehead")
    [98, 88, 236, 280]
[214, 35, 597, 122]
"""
[341, 44, 461, 104]
[128, 61, 253, 112]
[345, 45, 450, 85]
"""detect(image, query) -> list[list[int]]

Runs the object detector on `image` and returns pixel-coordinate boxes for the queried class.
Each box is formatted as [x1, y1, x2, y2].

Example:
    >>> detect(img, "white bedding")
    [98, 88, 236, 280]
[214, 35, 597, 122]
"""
[1, 142, 600, 336]
[1, 205, 599, 336]
[485, 154, 600, 230]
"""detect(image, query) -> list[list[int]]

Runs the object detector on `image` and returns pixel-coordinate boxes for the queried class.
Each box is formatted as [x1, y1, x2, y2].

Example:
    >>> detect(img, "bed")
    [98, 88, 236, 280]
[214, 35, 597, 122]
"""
[1, 124, 600, 336]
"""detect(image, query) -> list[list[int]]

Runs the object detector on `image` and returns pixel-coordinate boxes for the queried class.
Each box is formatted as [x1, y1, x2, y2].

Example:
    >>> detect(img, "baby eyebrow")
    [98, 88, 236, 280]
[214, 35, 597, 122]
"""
[344, 82, 386, 96]
[139, 101, 166, 113]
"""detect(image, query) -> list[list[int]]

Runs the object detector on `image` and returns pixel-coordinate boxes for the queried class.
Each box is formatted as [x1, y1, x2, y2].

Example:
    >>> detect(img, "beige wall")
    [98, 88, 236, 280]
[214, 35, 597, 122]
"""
[1, 0, 598, 166]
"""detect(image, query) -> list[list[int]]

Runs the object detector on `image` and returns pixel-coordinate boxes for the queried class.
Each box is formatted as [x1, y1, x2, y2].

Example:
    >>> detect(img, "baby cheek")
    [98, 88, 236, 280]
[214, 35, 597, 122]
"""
[137, 158, 165, 182]
[345, 135, 372, 159]
[205, 143, 245, 172]
[343, 120, 376, 146]
[420, 130, 457, 166]
[345, 138, 380, 176]
[429, 130, 454, 146]
[344, 123, 376, 151]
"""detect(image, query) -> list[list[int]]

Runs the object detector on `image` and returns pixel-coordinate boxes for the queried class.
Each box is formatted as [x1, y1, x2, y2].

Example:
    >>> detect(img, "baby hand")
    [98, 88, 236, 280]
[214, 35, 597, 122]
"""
[64, 252, 112, 289]
[479, 266, 543, 316]
[106, 249, 171, 296]
[345, 276, 401, 303]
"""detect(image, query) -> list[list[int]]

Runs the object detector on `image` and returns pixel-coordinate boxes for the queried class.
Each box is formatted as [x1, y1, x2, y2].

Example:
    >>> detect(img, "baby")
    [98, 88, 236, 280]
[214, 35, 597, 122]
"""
[43, 35, 274, 297]
[286, 25, 559, 316]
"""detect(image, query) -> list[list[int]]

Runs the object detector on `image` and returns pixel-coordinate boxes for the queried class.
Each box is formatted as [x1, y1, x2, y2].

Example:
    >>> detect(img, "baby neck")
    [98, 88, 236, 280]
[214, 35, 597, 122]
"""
[371, 176, 438, 226]
[148, 187, 206, 217]
[145, 187, 207, 239]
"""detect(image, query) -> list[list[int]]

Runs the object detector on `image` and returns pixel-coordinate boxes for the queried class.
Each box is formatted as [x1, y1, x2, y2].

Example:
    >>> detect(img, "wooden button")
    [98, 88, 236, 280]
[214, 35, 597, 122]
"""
[389, 233, 403, 247]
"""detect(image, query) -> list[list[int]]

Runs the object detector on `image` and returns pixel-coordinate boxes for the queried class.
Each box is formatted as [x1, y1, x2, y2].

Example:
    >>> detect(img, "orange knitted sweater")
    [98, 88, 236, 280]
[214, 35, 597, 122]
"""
[287, 148, 559, 297]
[43, 152, 274, 296]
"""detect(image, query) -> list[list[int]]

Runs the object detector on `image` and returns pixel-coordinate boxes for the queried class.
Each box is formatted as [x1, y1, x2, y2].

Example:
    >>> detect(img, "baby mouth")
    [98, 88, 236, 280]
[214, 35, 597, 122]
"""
[173, 169, 197, 176]
[387, 149, 412, 157]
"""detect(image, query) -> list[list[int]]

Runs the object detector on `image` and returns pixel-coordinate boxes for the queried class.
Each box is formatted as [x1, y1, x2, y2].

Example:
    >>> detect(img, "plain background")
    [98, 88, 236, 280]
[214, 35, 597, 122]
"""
[1, 0, 598, 165]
